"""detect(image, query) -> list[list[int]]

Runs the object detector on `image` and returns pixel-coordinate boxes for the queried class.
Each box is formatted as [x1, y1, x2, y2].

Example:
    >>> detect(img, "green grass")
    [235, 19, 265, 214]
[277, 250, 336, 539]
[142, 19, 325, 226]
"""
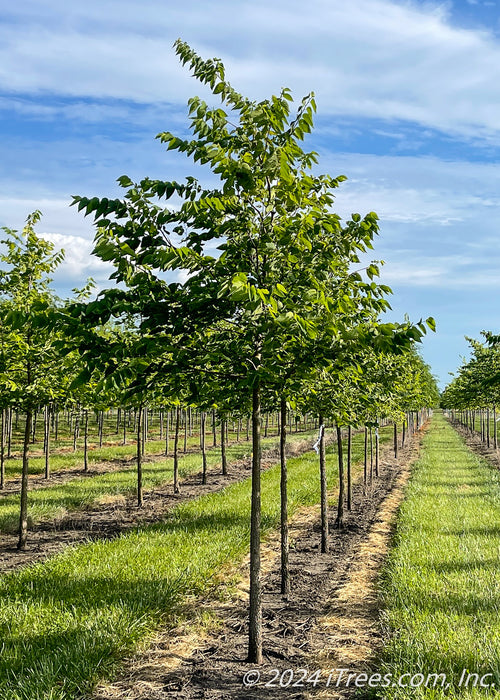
[0, 428, 322, 533]
[2, 431, 223, 480]
[370, 412, 500, 699]
[0, 425, 390, 700]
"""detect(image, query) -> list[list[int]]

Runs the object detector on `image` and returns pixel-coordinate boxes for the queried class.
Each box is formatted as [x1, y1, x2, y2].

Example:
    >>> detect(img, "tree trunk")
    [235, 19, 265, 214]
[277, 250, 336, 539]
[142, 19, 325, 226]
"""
[347, 425, 352, 510]
[0, 408, 5, 489]
[84, 410, 89, 472]
[173, 406, 181, 494]
[183, 408, 188, 453]
[336, 425, 344, 529]
[221, 418, 228, 475]
[319, 415, 328, 553]
[137, 405, 143, 507]
[44, 405, 50, 479]
[375, 426, 380, 478]
[363, 426, 368, 488]
[369, 427, 373, 482]
[141, 407, 146, 457]
[248, 383, 262, 664]
[393, 421, 398, 459]
[99, 410, 104, 448]
[280, 397, 290, 596]
[201, 411, 207, 484]
[31, 410, 37, 444]
[18, 408, 32, 550]
[73, 410, 79, 452]
[494, 405, 498, 450]
[165, 410, 170, 456]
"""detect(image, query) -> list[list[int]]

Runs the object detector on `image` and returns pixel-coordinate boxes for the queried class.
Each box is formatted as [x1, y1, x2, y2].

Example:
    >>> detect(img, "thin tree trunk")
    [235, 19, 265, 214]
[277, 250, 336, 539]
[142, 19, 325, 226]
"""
[31, 410, 37, 444]
[201, 412, 207, 484]
[369, 427, 373, 482]
[248, 383, 262, 664]
[183, 408, 188, 453]
[221, 418, 228, 475]
[375, 425, 380, 478]
[136, 405, 143, 507]
[141, 407, 146, 457]
[0, 408, 5, 489]
[99, 410, 104, 448]
[393, 422, 398, 459]
[363, 426, 368, 488]
[73, 410, 79, 452]
[84, 410, 89, 472]
[336, 425, 344, 529]
[280, 397, 290, 595]
[165, 410, 170, 456]
[18, 408, 32, 550]
[494, 405, 498, 450]
[212, 409, 217, 447]
[347, 425, 352, 510]
[44, 405, 50, 479]
[173, 406, 181, 494]
[319, 415, 328, 553]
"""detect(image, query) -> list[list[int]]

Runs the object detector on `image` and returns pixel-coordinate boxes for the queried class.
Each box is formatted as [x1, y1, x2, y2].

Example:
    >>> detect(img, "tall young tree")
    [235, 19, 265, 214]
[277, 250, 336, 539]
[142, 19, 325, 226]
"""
[0, 212, 64, 550]
[72, 40, 434, 663]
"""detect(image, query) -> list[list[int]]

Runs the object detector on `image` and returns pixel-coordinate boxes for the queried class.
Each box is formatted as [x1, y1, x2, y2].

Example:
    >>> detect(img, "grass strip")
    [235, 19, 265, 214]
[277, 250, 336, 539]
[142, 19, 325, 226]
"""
[0, 426, 391, 700]
[0, 429, 322, 533]
[372, 412, 500, 699]
[3, 432, 222, 480]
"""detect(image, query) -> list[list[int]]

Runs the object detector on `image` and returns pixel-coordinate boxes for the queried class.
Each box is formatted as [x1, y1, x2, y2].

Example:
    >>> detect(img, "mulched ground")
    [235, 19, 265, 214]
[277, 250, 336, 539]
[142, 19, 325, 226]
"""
[92, 426, 426, 700]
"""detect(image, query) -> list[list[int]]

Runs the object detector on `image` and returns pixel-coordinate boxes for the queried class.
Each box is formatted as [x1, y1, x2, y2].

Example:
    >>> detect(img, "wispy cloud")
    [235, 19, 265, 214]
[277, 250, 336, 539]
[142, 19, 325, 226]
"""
[1, 0, 500, 140]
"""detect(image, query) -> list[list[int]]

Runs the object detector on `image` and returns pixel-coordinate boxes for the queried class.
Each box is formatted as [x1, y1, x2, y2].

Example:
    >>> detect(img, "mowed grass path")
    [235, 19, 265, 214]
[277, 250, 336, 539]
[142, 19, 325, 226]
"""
[0, 429, 320, 533]
[374, 412, 500, 699]
[0, 427, 390, 700]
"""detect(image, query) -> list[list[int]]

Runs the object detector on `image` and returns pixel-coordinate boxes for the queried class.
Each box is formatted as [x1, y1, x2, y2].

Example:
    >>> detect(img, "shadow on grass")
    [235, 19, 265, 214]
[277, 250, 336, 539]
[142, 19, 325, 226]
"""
[0, 510, 254, 697]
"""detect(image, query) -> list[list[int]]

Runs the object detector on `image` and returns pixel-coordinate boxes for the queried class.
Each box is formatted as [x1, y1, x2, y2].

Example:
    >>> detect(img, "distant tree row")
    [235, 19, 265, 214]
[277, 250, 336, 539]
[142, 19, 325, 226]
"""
[442, 334, 500, 447]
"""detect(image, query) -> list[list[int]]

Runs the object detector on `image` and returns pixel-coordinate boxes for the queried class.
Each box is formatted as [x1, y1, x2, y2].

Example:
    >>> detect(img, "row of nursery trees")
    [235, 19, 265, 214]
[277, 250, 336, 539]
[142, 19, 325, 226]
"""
[442, 333, 500, 448]
[0, 41, 439, 663]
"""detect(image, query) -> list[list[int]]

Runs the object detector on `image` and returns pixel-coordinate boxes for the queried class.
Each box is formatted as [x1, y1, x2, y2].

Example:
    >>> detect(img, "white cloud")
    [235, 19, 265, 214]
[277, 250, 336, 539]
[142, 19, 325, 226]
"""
[379, 257, 500, 288]
[36, 232, 114, 290]
[1, 0, 500, 139]
[320, 152, 500, 226]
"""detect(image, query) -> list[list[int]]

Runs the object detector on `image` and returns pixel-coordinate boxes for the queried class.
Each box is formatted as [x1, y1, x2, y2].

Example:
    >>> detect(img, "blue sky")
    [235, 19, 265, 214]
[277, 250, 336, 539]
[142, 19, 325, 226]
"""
[1, 0, 500, 387]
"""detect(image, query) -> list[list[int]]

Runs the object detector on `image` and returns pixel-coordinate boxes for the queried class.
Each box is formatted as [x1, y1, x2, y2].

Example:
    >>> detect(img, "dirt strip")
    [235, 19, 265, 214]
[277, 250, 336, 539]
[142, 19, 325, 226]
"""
[448, 418, 500, 471]
[91, 426, 426, 700]
[0, 435, 330, 574]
